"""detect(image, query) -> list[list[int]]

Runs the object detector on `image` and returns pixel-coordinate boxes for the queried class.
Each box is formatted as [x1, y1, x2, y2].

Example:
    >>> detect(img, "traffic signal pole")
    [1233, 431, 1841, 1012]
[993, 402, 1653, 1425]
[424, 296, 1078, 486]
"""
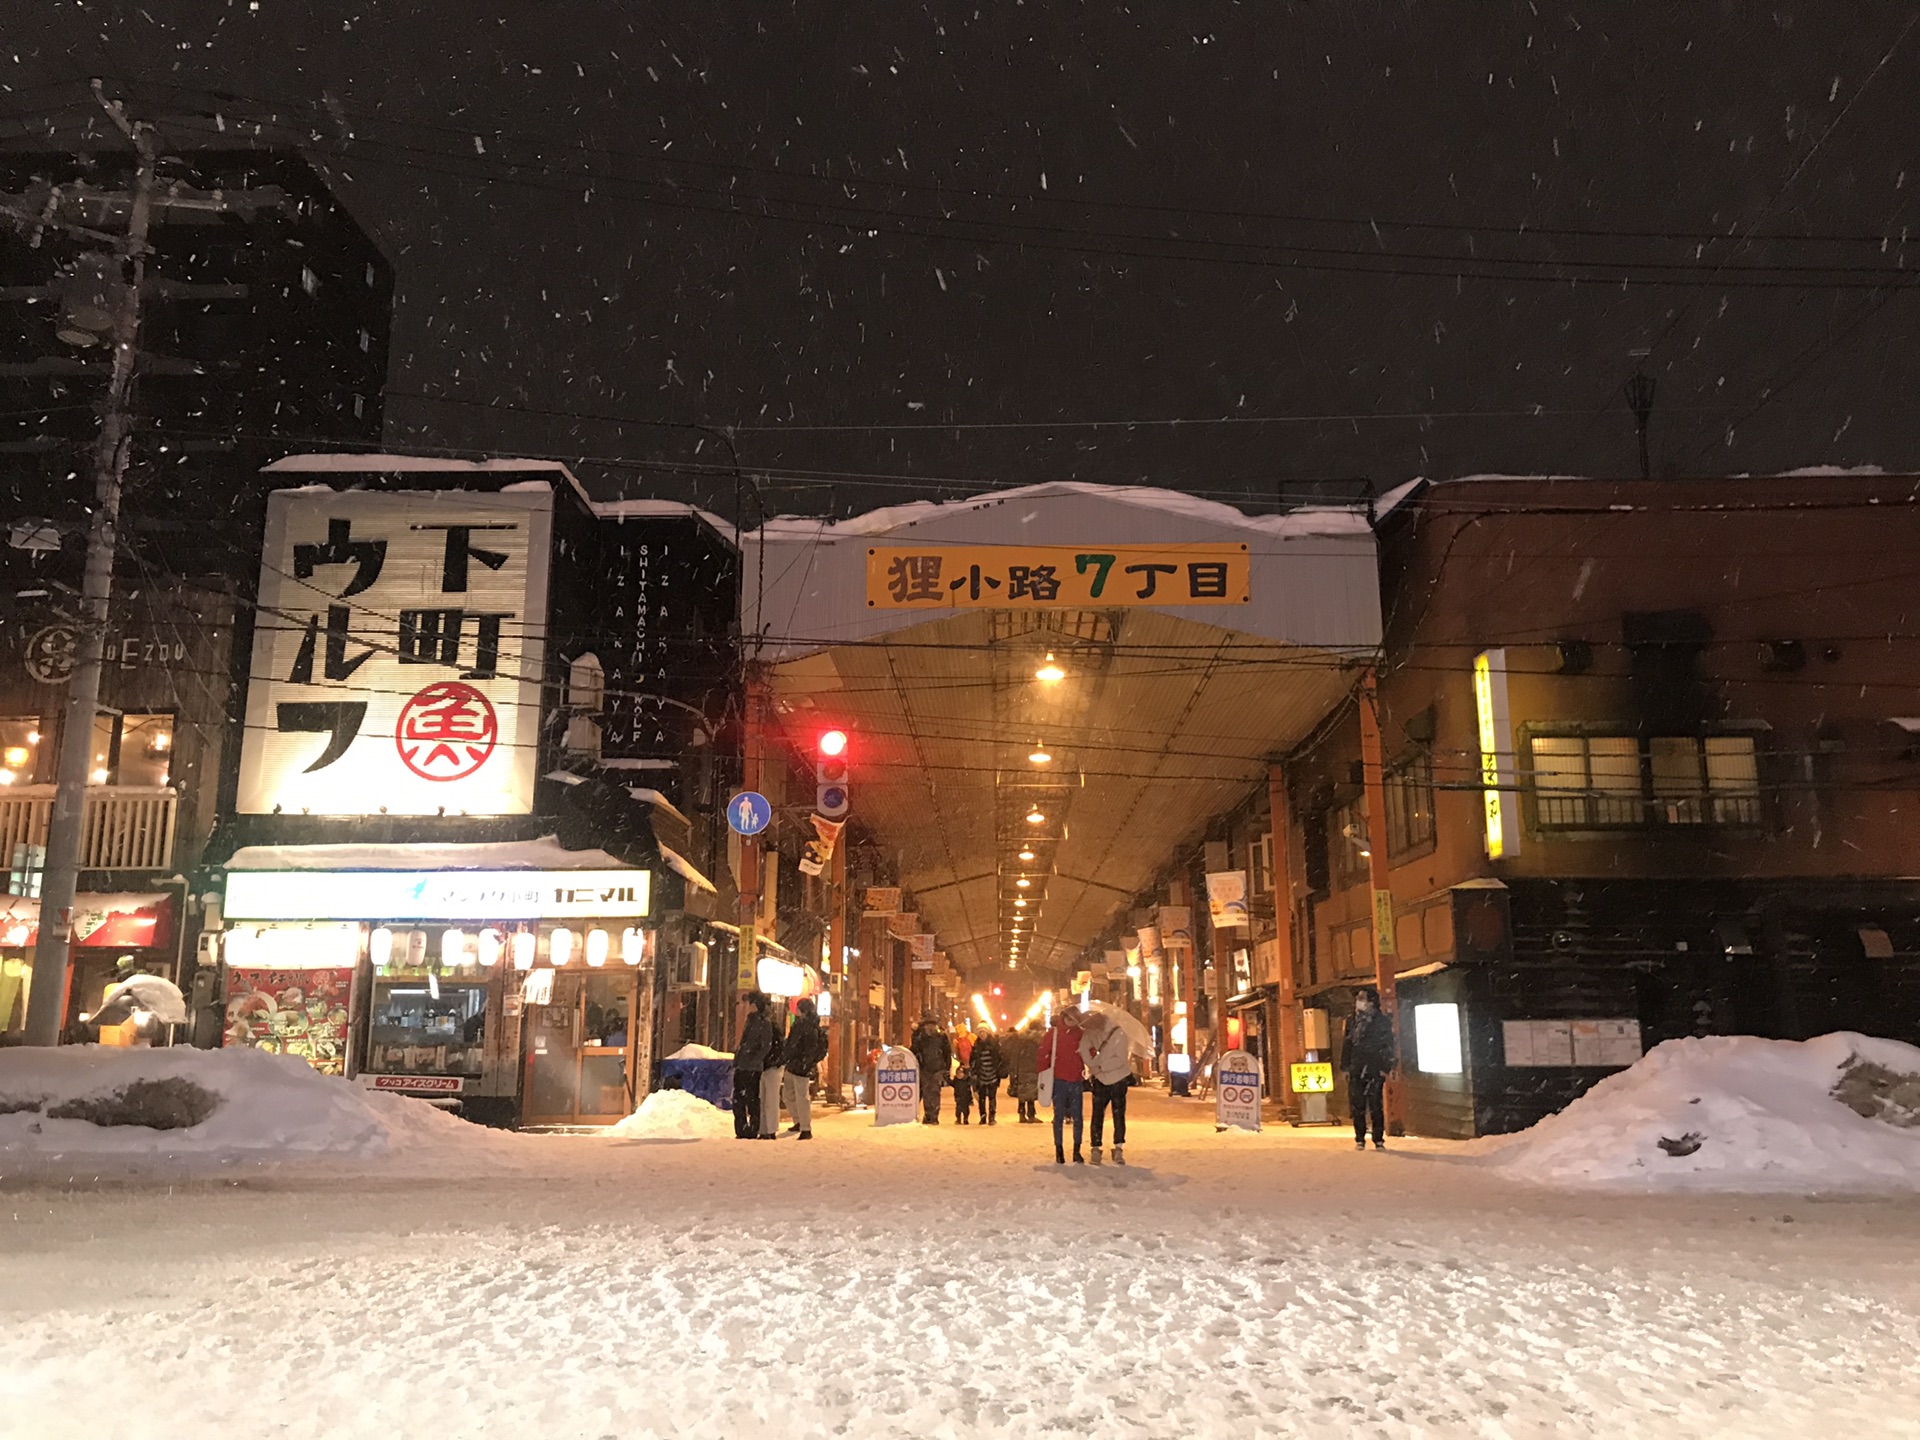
[24, 90, 156, 1046]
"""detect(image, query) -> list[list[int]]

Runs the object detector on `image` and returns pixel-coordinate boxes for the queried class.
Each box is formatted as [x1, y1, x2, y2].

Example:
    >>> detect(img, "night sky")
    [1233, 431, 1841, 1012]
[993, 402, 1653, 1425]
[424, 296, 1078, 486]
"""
[9, 2, 1920, 519]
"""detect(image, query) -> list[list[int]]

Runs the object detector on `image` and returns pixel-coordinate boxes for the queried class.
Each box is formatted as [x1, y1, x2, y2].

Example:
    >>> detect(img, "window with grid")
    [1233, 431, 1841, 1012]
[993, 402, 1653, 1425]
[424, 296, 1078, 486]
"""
[1528, 734, 1760, 829]
[1384, 751, 1437, 856]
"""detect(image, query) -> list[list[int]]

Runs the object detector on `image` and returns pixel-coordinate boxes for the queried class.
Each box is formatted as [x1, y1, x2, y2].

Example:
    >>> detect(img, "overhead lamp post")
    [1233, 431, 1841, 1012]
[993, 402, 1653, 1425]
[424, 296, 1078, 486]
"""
[1034, 653, 1065, 683]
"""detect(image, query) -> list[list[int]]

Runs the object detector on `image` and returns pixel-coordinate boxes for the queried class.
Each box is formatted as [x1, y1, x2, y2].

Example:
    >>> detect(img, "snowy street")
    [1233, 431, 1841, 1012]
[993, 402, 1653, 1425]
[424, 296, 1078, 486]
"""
[5, 1090, 1919, 1440]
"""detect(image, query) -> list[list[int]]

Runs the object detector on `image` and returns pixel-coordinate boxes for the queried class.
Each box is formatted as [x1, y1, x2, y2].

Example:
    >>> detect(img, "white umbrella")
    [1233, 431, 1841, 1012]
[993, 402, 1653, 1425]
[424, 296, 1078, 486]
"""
[1087, 1000, 1153, 1058]
[90, 973, 189, 1027]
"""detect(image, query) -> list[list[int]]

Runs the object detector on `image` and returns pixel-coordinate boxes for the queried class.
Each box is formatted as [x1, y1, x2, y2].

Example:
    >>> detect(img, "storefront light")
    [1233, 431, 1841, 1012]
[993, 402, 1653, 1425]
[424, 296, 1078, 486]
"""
[369, 926, 394, 968]
[816, 989, 833, 1018]
[757, 956, 805, 997]
[550, 928, 576, 966]
[441, 928, 466, 968]
[512, 930, 536, 970]
[477, 928, 503, 967]
[586, 927, 610, 967]
[621, 927, 647, 966]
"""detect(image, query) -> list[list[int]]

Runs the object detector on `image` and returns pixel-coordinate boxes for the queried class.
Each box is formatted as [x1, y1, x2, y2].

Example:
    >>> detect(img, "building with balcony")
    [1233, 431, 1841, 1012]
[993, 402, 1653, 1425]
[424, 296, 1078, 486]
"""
[1279, 473, 1920, 1137]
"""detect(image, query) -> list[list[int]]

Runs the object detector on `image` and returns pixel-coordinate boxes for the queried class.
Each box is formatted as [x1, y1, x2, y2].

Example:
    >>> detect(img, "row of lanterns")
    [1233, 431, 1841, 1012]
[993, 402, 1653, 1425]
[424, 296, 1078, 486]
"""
[369, 925, 649, 971]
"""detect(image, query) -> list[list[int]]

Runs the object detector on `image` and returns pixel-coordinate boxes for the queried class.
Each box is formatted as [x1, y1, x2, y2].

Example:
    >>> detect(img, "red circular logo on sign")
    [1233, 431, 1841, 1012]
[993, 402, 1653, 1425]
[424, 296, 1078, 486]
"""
[395, 680, 499, 781]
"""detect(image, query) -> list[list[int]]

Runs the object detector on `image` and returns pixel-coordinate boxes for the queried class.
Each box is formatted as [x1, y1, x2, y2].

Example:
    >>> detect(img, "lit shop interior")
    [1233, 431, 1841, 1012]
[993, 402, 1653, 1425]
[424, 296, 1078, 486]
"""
[218, 869, 655, 1127]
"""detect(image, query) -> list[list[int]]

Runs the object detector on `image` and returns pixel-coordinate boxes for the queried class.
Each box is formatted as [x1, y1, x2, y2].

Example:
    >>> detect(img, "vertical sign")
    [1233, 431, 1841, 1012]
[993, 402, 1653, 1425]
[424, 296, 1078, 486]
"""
[1216, 1049, 1263, 1131]
[238, 489, 552, 815]
[873, 1044, 920, 1126]
[1473, 648, 1520, 859]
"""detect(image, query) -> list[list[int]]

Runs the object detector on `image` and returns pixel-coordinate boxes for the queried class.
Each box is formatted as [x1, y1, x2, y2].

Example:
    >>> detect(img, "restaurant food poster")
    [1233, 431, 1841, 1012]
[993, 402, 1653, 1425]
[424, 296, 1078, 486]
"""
[237, 488, 552, 817]
[222, 967, 355, 1076]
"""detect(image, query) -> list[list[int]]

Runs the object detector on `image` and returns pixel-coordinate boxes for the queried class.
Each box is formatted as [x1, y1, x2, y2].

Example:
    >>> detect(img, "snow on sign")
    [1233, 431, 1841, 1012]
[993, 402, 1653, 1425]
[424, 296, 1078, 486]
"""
[237, 489, 552, 816]
[874, 1047, 919, 1126]
[1216, 1049, 1263, 1132]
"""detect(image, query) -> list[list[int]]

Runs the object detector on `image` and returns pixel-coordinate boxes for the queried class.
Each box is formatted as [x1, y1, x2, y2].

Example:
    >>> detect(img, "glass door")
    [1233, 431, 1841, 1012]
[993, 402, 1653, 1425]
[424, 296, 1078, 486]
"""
[521, 972, 637, 1125]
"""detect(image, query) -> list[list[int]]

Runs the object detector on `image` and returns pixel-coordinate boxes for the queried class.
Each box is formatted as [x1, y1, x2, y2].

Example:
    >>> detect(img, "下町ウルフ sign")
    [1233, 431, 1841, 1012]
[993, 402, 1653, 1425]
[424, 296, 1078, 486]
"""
[864, 544, 1250, 609]
[237, 489, 552, 816]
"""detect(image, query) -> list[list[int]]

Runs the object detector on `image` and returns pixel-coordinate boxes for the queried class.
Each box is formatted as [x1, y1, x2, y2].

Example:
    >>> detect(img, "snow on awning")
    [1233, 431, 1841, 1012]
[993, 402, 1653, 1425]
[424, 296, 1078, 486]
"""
[659, 844, 718, 895]
[1395, 960, 1450, 980]
[225, 836, 636, 872]
[706, 920, 793, 958]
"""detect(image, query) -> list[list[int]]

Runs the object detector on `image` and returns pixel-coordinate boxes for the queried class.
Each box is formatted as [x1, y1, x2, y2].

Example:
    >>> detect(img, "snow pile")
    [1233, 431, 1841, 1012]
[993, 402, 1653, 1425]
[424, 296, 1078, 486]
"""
[1478, 1032, 1920, 1192]
[665, 1042, 731, 1060]
[0, 1045, 495, 1173]
[608, 1087, 733, 1140]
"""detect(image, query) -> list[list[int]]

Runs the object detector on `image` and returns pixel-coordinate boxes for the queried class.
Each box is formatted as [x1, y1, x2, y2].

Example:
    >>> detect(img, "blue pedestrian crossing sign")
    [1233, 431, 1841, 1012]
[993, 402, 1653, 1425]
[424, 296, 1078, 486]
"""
[727, 791, 773, 836]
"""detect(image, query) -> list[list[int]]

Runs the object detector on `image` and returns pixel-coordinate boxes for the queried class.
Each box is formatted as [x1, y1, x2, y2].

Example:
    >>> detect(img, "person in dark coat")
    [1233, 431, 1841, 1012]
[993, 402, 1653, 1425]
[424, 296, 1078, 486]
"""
[951, 1056, 975, 1124]
[733, 991, 776, 1140]
[1002, 1028, 1041, 1122]
[782, 997, 828, 1140]
[968, 1031, 1007, 1125]
[1341, 985, 1398, 1151]
[910, 1018, 952, 1123]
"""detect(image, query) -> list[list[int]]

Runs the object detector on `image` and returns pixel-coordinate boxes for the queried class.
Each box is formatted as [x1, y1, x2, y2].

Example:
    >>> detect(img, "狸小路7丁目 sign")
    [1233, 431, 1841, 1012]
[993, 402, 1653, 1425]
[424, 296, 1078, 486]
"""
[865, 544, 1250, 609]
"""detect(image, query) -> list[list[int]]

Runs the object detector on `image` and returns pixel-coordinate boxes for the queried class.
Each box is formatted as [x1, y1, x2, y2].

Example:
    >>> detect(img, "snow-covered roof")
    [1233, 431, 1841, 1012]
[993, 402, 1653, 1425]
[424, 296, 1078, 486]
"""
[592, 497, 737, 546]
[225, 837, 637, 872]
[752, 479, 1371, 541]
[261, 453, 593, 510]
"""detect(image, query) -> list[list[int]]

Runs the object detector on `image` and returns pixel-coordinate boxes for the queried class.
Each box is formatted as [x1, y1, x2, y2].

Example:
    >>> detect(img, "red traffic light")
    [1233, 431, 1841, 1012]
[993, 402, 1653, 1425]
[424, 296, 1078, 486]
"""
[819, 729, 849, 758]
[991, 985, 1003, 996]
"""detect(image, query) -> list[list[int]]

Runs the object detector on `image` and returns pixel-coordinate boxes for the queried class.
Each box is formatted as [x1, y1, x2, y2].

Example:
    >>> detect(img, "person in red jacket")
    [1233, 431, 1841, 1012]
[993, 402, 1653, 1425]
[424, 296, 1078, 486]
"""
[1039, 1006, 1088, 1163]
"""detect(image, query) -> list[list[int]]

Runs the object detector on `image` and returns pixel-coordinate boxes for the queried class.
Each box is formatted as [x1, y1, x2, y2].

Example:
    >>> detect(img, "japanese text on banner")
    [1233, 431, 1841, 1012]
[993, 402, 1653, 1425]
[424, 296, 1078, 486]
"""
[865, 543, 1250, 610]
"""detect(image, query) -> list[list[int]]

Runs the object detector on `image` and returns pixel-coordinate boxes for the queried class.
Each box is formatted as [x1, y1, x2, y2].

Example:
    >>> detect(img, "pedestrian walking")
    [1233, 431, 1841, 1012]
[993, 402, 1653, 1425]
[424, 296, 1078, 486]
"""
[911, 1017, 953, 1124]
[1039, 1007, 1088, 1163]
[782, 997, 828, 1140]
[1002, 1027, 1041, 1122]
[969, 1029, 1006, 1125]
[951, 1059, 975, 1124]
[1342, 985, 1398, 1151]
[732, 991, 776, 1140]
[1081, 1009, 1135, 1165]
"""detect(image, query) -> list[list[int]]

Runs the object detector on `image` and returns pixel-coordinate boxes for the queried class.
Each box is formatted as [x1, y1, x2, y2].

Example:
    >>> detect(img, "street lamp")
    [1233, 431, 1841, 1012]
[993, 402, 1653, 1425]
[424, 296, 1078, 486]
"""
[1034, 653, 1065, 683]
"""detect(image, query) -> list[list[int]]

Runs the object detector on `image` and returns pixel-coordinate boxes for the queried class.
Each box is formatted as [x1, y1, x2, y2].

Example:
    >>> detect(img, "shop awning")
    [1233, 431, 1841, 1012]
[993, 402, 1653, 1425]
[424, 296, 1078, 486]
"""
[659, 844, 718, 895]
[226, 836, 631, 871]
[0, 892, 176, 949]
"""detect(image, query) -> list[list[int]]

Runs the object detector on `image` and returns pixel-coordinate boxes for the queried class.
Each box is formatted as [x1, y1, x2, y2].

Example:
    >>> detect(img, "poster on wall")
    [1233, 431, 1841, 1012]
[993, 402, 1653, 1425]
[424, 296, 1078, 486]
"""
[237, 488, 552, 816]
[222, 967, 355, 1075]
[1206, 871, 1249, 928]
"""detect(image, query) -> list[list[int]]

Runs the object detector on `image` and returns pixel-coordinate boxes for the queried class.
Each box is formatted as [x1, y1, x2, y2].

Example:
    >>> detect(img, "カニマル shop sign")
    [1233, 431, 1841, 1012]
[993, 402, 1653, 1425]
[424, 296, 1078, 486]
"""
[223, 868, 650, 922]
[864, 544, 1250, 610]
[236, 488, 552, 817]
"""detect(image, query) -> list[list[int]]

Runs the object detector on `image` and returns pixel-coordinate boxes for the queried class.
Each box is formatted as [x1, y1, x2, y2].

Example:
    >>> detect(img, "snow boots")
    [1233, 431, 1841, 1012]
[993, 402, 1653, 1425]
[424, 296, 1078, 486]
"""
[1112, 1145, 1125, 1164]
[1090, 1146, 1103, 1165]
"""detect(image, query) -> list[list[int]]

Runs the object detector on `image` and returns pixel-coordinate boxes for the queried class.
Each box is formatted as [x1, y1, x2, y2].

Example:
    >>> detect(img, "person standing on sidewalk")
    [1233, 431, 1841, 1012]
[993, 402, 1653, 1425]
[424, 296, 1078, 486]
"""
[782, 997, 827, 1140]
[1039, 1007, 1088, 1163]
[1081, 1009, 1134, 1165]
[1002, 1025, 1041, 1122]
[1342, 985, 1398, 1151]
[968, 1028, 1006, 1126]
[911, 1017, 952, 1124]
[758, 1003, 788, 1139]
[732, 991, 775, 1140]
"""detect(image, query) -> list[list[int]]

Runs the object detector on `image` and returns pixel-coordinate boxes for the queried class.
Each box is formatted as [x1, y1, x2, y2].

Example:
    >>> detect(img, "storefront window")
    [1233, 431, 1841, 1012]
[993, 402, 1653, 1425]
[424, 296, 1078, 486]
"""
[366, 978, 489, 1076]
[89, 712, 174, 786]
[0, 718, 42, 786]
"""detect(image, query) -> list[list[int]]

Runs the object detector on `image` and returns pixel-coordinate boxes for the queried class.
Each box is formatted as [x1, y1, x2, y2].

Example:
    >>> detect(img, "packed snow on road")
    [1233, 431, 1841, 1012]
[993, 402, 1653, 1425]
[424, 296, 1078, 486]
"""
[3, 1041, 1919, 1439]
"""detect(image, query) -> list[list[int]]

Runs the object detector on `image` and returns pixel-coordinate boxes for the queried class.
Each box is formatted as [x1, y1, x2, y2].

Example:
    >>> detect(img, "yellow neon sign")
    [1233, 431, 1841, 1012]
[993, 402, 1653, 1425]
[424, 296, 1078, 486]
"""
[1473, 649, 1518, 859]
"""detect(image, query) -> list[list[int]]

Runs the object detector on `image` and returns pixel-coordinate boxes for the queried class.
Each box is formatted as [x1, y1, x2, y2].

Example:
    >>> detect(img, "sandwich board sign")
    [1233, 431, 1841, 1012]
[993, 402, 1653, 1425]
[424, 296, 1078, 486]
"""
[1216, 1048, 1263, 1132]
[874, 1045, 920, 1127]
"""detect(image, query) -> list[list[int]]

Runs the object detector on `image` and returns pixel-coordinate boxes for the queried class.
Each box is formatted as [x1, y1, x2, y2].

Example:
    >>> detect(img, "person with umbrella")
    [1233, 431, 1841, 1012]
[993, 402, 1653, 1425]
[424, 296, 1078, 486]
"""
[1038, 1006, 1088, 1163]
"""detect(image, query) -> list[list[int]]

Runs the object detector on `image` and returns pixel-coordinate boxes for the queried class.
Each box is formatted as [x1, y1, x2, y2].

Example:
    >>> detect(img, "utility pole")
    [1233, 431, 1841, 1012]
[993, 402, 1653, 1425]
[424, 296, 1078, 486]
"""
[1356, 668, 1405, 1134]
[24, 85, 157, 1046]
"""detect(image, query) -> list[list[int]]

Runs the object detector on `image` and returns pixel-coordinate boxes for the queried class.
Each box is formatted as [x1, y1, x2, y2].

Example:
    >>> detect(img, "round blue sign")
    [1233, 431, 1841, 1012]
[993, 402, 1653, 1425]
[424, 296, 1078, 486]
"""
[727, 790, 773, 836]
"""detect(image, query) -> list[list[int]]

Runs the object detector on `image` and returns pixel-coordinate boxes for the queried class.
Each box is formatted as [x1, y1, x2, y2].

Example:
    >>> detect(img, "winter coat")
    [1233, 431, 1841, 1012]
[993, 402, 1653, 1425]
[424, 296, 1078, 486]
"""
[1080, 1018, 1134, 1086]
[735, 1011, 777, 1074]
[784, 1013, 828, 1079]
[911, 1027, 953, 1080]
[968, 1036, 1006, 1087]
[1342, 1008, 1398, 1078]
[1039, 1023, 1087, 1083]
[955, 1032, 974, 1068]
[1001, 1031, 1041, 1100]
[950, 1068, 974, 1101]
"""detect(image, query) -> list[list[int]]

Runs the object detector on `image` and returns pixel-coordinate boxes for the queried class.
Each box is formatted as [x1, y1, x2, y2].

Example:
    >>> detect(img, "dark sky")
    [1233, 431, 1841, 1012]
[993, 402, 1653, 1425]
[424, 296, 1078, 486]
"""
[9, 2, 1920, 518]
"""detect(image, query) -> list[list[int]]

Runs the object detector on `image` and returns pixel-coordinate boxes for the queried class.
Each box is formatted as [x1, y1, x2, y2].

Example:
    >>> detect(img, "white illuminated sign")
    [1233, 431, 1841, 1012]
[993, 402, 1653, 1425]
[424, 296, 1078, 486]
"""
[237, 489, 552, 816]
[1473, 648, 1520, 859]
[1414, 1002, 1464, 1075]
[225, 869, 650, 922]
